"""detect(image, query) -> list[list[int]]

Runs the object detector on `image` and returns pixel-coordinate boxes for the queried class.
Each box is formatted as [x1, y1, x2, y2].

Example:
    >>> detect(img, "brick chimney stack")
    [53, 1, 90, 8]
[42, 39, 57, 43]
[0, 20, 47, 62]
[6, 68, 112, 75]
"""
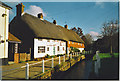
[16, 3, 25, 17]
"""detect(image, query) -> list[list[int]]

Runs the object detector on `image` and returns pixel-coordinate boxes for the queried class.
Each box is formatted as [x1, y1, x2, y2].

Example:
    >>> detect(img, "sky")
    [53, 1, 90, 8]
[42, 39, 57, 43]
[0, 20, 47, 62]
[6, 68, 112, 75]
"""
[3, 1, 119, 40]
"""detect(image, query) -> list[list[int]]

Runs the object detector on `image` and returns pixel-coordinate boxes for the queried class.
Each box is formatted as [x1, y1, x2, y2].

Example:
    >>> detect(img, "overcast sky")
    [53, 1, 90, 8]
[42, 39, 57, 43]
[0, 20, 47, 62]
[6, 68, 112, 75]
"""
[3, 1, 119, 40]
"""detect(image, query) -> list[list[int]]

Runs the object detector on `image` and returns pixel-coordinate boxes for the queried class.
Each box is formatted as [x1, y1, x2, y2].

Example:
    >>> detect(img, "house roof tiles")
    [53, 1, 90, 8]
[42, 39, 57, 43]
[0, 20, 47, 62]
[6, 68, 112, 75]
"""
[8, 32, 21, 43]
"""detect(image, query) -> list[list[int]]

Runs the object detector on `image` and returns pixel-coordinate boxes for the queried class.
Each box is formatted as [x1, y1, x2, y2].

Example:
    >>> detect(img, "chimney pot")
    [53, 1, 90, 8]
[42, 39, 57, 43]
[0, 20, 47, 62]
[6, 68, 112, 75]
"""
[53, 20, 57, 25]
[38, 13, 43, 20]
[64, 24, 68, 29]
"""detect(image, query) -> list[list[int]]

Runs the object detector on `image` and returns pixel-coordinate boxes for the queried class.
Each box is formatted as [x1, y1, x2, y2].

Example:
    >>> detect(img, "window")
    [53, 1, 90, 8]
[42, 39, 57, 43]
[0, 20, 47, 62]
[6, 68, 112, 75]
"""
[69, 41, 70, 44]
[78, 43, 79, 45]
[57, 46, 59, 51]
[72, 42, 74, 44]
[47, 40, 50, 42]
[81, 44, 82, 46]
[60, 42, 62, 46]
[47, 47, 49, 51]
[63, 47, 64, 51]
[38, 46, 45, 53]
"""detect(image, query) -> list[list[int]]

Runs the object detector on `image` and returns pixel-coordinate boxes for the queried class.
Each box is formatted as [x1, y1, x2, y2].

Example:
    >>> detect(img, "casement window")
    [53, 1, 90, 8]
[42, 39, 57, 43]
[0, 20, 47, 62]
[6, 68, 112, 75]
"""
[47, 47, 49, 51]
[60, 42, 62, 46]
[47, 40, 50, 42]
[63, 47, 64, 51]
[69, 41, 70, 44]
[57, 46, 60, 51]
[81, 44, 82, 46]
[38, 46, 45, 53]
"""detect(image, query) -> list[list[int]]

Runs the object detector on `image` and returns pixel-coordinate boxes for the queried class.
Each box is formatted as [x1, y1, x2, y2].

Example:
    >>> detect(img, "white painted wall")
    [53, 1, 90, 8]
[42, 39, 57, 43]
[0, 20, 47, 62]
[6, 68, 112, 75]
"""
[0, 6, 9, 59]
[34, 38, 66, 58]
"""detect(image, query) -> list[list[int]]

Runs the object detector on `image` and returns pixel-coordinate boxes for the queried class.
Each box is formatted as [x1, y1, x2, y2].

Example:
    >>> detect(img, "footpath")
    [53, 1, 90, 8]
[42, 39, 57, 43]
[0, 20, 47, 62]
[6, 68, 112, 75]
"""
[2, 56, 61, 79]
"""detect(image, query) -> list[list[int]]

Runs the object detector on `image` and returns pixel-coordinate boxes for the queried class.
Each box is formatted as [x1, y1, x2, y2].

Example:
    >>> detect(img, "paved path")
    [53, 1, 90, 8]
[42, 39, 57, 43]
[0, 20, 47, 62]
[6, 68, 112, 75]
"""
[2, 56, 67, 80]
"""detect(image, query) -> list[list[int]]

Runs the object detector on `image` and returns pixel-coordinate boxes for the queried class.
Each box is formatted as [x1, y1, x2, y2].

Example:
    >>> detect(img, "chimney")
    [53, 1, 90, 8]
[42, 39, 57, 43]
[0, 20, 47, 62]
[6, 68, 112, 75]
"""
[16, 3, 25, 16]
[64, 24, 68, 29]
[38, 13, 43, 20]
[53, 20, 57, 25]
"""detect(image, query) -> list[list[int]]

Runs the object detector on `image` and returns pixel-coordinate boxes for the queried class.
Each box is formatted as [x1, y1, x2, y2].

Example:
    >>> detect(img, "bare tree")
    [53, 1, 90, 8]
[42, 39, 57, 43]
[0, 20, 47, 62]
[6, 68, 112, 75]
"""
[101, 20, 118, 54]
[71, 27, 83, 36]
[85, 34, 93, 44]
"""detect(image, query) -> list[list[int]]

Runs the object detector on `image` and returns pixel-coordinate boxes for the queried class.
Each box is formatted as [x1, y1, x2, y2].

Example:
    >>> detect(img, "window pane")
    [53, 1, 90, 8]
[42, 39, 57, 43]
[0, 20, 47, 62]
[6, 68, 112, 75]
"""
[38, 46, 45, 53]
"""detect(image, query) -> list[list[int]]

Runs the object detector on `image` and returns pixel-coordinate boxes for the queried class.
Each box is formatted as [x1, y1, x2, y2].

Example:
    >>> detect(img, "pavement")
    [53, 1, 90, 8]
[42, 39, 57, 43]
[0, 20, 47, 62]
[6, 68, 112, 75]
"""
[2, 56, 67, 80]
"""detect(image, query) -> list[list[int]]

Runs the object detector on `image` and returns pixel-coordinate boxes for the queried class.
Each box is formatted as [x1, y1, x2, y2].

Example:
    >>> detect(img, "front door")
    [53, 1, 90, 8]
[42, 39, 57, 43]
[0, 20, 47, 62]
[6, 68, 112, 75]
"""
[53, 47, 55, 55]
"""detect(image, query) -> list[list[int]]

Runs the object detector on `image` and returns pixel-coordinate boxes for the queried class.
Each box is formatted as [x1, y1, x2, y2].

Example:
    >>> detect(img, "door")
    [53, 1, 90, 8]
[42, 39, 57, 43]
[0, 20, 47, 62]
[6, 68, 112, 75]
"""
[53, 47, 55, 55]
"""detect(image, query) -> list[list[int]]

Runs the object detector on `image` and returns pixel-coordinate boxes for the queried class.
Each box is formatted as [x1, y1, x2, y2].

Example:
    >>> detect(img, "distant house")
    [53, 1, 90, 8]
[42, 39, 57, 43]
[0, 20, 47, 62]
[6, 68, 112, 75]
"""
[0, 1, 12, 65]
[9, 3, 85, 60]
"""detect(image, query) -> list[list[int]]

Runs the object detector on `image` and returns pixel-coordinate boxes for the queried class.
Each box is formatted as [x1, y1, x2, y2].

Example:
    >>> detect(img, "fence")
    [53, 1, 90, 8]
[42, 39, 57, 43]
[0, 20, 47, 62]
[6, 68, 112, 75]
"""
[14, 53, 31, 63]
[2, 52, 82, 80]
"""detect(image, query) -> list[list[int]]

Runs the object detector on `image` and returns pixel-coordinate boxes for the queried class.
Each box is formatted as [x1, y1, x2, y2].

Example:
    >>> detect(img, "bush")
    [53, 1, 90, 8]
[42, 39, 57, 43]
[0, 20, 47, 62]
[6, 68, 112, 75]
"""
[70, 47, 80, 53]
[51, 55, 55, 58]
[57, 54, 63, 57]
[54, 64, 61, 72]
[45, 54, 50, 58]
[74, 57, 78, 60]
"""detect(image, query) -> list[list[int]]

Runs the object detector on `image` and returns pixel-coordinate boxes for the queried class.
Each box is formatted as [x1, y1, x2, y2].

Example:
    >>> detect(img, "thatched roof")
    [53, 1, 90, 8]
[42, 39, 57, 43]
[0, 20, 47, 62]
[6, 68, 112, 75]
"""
[10, 13, 84, 43]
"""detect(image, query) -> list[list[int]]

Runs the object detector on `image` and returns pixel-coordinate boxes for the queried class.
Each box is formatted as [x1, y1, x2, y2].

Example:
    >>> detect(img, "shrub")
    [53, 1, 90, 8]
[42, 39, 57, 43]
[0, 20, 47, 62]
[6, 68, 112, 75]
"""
[70, 47, 80, 53]
[54, 64, 61, 72]
[57, 54, 63, 57]
[45, 54, 50, 58]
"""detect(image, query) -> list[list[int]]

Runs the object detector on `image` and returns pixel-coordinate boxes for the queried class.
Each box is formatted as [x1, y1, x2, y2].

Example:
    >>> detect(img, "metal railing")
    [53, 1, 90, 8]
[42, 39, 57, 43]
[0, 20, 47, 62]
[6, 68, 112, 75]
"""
[2, 52, 81, 80]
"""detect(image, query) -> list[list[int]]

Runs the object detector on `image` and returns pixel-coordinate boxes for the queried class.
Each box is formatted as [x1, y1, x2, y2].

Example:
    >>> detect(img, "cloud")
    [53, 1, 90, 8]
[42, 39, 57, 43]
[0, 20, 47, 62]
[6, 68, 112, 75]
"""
[89, 31, 99, 40]
[89, 31, 99, 37]
[25, 5, 46, 17]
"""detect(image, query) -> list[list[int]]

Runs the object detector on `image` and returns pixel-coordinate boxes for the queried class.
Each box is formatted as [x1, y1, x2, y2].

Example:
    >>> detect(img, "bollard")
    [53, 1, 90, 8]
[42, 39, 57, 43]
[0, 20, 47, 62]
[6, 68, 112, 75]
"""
[64, 55, 65, 62]
[26, 63, 29, 79]
[52, 57, 54, 68]
[42, 59, 44, 73]
[94, 61, 98, 76]
[59, 56, 61, 64]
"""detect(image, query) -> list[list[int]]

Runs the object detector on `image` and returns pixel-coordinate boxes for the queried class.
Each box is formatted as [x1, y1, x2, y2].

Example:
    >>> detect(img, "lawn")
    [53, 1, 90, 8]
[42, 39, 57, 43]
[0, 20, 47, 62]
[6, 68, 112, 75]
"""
[93, 53, 119, 60]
